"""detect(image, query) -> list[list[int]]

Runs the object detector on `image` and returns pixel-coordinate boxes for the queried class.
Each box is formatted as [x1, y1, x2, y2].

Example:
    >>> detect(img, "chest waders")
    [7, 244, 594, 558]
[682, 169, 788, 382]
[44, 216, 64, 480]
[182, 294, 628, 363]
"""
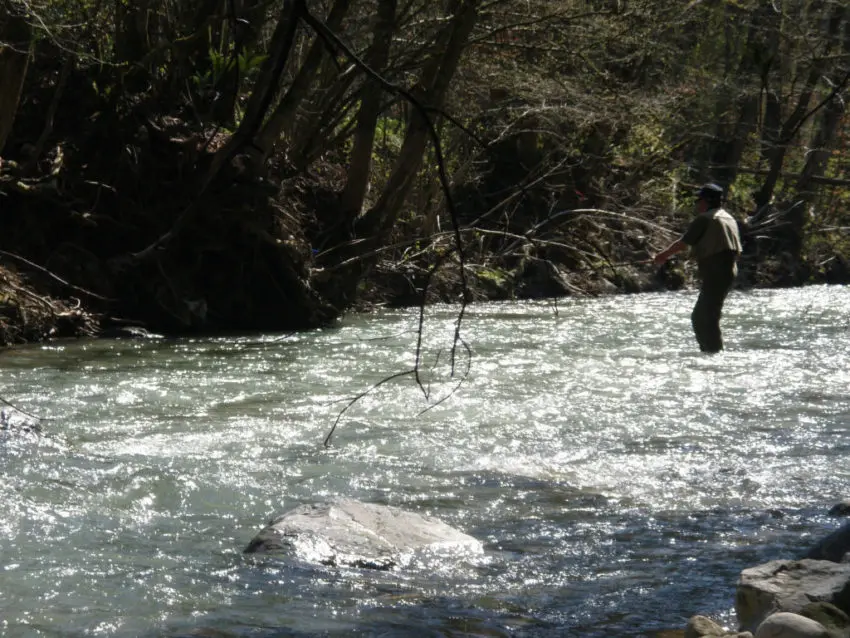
[692, 251, 738, 353]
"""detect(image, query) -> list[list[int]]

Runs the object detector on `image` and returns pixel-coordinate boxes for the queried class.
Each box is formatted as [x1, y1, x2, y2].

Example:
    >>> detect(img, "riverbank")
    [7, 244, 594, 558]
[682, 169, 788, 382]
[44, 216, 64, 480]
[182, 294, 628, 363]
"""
[3, 248, 849, 348]
[0, 257, 703, 347]
[0, 261, 99, 345]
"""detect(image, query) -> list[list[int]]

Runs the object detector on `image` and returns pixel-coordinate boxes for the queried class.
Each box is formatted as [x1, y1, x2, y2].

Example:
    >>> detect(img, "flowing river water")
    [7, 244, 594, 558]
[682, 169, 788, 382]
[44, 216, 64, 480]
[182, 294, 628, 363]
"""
[1, 285, 849, 637]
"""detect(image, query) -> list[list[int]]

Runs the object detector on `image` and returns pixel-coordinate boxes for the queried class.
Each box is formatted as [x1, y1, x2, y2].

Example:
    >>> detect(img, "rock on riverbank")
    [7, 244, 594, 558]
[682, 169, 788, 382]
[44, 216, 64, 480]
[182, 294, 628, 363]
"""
[679, 514, 850, 638]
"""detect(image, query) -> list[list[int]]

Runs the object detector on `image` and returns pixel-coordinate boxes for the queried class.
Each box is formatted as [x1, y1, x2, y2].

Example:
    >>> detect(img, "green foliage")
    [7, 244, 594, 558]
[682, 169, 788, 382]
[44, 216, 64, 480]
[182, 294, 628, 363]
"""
[8, 0, 850, 303]
[618, 122, 668, 160]
[374, 116, 405, 154]
[475, 267, 510, 288]
[193, 48, 267, 91]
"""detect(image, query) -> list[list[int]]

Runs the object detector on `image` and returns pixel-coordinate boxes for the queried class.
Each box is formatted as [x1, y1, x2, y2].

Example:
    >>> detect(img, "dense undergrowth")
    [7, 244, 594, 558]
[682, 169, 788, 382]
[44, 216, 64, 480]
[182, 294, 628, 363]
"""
[2, 0, 850, 347]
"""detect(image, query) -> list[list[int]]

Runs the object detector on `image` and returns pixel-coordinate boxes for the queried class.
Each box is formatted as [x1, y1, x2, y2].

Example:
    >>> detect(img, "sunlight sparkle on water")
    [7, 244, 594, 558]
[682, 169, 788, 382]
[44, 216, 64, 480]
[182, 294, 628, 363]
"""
[0, 287, 848, 636]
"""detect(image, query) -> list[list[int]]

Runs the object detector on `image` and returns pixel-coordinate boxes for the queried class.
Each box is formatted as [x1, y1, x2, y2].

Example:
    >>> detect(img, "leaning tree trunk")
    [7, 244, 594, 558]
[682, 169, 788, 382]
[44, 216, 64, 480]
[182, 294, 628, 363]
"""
[202, 0, 305, 189]
[0, 0, 31, 157]
[209, 0, 265, 125]
[252, 0, 352, 160]
[791, 15, 850, 254]
[316, 0, 481, 309]
[710, 2, 780, 188]
[358, 0, 481, 241]
[338, 0, 398, 218]
[795, 86, 849, 202]
[288, 57, 359, 168]
[131, 0, 305, 261]
[114, 0, 154, 91]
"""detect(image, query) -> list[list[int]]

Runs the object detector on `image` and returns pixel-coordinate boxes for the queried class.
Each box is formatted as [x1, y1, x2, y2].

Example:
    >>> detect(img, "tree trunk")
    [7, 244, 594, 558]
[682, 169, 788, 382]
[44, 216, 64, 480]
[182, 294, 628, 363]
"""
[358, 0, 481, 241]
[338, 0, 398, 217]
[114, 0, 150, 63]
[0, 0, 31, 156]
[131, 0, 305, 260]
[794, 16, 850, 204]
[204, 0, 305, 186]
[755, 4, 846, 208]
[164, 0, 222, 103]
[253, 0, 352, 159]
[115, 0, 153, 90]
[288, 58, 359, 168]
[25, 55, 74, 170]
[711, 2, 780, 188]
[209, 0, 265, 125]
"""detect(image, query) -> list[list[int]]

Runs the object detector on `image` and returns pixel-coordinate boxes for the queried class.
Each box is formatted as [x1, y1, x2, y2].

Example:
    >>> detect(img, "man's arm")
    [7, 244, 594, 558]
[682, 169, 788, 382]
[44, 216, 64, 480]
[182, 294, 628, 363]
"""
[653, 239, 687, 265]
[654, 215, 710, 264]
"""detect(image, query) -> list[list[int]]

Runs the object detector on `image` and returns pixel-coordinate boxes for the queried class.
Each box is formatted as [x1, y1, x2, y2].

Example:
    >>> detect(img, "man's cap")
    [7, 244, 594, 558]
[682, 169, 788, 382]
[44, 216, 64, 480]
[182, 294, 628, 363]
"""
[694, 183, 724, 200]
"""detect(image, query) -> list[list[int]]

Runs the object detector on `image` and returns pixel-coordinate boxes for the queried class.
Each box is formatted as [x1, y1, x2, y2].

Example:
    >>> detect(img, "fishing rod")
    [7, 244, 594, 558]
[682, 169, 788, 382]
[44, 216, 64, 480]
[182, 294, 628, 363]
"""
[568, 257, 656, 272]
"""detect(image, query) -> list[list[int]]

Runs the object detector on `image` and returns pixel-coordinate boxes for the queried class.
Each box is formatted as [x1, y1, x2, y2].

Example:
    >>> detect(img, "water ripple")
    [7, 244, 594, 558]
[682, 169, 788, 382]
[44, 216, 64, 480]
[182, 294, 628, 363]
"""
[0, 286, 848, 636]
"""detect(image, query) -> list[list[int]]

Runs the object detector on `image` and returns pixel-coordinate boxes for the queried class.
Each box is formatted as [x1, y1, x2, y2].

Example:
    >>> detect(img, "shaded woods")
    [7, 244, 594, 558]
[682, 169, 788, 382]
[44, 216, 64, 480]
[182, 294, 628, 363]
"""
[1, 0, 850, 345]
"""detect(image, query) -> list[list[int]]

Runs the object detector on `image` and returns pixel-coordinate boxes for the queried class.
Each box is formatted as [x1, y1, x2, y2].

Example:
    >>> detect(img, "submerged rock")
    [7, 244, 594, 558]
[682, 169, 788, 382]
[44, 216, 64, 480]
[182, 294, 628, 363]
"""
[684, 615, 753, 637]
[685, 615, 733, 637]
[97, 325, 163, 339]
[683, 615, 752, 637]
[0, 410, 42, 436]
[244, 499, 482, 570]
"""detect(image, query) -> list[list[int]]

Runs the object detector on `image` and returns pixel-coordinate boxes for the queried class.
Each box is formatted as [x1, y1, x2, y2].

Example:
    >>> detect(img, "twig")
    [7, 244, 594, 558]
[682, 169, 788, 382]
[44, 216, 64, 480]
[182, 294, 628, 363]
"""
[0, 249, 112, 301]
[1, 279, 59, 313]
[0, 395, 46, 423]
[323, 369, 415, 447]
[415, 337, 472, 417]
[304, 5, 476, 445]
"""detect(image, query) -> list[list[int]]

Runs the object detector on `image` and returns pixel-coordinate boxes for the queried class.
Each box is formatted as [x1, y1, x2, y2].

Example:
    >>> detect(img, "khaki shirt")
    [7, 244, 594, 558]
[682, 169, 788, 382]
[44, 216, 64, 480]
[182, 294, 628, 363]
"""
[681, 207, 743, 262]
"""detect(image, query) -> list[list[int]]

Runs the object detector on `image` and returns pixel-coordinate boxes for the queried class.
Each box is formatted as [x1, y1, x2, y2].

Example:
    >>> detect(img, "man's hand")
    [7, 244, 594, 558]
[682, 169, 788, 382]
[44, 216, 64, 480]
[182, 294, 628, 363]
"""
[653, 239, 686, 265]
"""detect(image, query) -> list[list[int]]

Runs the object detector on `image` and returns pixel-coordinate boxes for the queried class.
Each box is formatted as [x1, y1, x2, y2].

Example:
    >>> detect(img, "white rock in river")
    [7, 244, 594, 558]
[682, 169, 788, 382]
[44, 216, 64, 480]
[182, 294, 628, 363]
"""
[244, 499, 482, 570]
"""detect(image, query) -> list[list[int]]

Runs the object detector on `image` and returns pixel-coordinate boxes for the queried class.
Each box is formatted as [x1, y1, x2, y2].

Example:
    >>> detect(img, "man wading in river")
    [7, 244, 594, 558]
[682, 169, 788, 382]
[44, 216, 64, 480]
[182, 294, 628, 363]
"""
[653, 183, 743, 353]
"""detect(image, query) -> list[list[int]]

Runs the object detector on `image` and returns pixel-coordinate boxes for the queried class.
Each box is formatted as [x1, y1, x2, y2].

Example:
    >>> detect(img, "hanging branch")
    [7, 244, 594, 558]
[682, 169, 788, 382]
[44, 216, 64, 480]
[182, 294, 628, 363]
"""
[0, 394, 45, 424]
[304, 4, 479, 446]
[0, 249, 112, 301]
[322, 246, 473, 448]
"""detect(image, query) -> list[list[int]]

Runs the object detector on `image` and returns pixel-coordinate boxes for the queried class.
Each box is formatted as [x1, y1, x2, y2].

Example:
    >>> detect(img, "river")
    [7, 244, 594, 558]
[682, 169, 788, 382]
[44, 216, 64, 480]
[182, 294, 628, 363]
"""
[1, 285, 848, 637]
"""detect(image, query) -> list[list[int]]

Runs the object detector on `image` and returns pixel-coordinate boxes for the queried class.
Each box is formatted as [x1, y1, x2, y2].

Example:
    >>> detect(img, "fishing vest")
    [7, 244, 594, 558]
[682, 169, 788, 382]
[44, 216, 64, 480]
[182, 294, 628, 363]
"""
[688, 208, 743, 262]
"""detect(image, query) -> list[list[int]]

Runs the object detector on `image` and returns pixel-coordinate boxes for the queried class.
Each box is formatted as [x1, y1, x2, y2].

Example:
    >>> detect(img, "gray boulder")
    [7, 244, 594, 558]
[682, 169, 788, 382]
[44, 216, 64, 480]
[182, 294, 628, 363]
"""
[685, 615, 752, 637]
[829, 503, 850, 518]
[244, 499, 482, 570]
[806, 522, 850, 563]
[798, 602, 850, 637]
[736, 560, 850, 633]
[754, 612, 829, 638]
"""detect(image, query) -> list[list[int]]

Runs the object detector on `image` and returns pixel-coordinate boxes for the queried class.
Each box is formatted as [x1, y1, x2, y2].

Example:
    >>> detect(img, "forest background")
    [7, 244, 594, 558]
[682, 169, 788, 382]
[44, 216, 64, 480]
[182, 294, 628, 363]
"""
[1, 0, 850, 345]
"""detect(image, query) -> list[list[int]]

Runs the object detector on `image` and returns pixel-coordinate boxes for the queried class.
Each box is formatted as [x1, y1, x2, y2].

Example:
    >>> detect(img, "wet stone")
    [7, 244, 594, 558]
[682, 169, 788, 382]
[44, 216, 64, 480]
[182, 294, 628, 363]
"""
[244, 498, 482, 570]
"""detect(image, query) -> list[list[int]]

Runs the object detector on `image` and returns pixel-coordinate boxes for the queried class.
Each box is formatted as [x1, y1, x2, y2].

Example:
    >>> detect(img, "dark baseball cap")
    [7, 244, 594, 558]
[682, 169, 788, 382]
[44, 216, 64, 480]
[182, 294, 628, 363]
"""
[694, 183, 724, 200]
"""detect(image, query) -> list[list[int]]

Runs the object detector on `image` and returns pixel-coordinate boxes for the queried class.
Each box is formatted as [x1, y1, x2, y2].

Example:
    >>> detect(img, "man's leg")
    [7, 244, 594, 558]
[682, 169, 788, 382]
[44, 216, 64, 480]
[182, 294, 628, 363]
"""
[691, 259, 735, 353]
[691, 282, 727, 352]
